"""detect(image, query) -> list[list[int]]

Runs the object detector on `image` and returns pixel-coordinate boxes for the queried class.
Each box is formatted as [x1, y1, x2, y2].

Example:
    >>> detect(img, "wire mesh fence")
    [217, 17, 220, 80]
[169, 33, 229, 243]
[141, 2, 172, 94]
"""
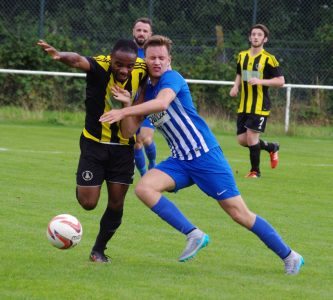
[0, 0, 332, 123]
[1, 0, 332, 84]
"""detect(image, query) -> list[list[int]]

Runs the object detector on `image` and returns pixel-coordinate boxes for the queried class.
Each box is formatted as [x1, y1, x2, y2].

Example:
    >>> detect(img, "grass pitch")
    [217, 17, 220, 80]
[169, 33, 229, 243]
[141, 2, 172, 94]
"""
[0, 122, 332, 300]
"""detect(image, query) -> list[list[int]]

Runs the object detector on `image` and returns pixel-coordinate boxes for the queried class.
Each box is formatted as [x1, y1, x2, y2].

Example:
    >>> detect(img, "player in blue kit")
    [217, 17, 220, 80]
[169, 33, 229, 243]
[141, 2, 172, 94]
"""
[100, 35, 304, 274]
[132, 17, 157, 176]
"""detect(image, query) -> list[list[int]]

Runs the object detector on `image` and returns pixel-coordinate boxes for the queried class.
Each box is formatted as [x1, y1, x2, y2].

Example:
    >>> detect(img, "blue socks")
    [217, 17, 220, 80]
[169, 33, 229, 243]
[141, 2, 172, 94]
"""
[135, 142, 157, 176]
[134, 148, 146, 176]
[145, 142, 156, 169]
[151, 201, 291, 259]
[151, 196, 195, 234]
[251, 215, 291, 259]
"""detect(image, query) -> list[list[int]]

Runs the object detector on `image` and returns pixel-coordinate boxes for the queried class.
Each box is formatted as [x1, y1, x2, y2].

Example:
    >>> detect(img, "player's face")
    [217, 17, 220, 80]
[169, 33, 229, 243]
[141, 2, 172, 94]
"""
[133, 22, 152, 47]
[249, 28, 267, 48]
[145, 45, 171, 80]
[111, 50, 137, 83]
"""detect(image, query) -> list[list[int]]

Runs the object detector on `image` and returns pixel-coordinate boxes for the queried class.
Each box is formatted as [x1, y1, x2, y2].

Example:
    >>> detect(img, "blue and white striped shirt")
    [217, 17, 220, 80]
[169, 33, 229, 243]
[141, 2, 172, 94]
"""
[145, 70, 219, 160]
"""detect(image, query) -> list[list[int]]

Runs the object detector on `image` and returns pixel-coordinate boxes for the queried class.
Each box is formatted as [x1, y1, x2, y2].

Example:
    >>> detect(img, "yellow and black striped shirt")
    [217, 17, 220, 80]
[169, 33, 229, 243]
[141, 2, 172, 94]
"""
[236, 49, 282, 116]
[83, 55, 147, 145]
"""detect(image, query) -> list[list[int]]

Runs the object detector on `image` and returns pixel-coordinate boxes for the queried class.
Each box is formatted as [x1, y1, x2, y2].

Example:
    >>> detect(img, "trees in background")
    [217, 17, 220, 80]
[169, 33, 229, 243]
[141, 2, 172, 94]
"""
[0, 0, 332, 122]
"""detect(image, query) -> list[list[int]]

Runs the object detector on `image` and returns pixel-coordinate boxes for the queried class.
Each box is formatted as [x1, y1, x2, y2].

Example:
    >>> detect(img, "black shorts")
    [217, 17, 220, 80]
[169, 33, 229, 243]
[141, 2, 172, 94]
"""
[237, 113, 268, 135]
[76, 135, 135, 186]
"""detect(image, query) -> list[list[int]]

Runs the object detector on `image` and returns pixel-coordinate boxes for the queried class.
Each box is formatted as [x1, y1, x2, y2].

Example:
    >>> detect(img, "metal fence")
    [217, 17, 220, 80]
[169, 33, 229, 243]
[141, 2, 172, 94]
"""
[0, 0, 332, 85]
[0, 0, 332, 124]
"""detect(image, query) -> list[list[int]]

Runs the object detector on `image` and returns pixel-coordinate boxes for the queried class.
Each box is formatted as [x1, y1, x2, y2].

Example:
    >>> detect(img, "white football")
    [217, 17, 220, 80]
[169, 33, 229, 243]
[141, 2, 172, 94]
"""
[47, 214, 83, 249]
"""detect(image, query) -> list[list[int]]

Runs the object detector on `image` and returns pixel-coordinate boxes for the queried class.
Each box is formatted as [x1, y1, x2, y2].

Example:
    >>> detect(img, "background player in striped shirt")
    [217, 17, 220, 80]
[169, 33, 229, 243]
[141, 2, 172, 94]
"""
[100, 35, 304, 275]
[230, 24, 285, 178]
[132, 17, 157, 176]
[37, 39, 147, 263]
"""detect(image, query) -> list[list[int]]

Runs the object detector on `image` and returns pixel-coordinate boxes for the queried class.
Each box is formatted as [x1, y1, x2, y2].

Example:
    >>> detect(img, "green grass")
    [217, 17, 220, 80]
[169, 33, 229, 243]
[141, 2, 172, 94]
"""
[0, 119, 333, 299]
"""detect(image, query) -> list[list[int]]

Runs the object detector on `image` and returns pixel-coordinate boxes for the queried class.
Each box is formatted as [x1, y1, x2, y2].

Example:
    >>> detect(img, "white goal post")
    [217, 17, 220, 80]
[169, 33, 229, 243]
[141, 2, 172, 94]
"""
[1, 68, 332, 132]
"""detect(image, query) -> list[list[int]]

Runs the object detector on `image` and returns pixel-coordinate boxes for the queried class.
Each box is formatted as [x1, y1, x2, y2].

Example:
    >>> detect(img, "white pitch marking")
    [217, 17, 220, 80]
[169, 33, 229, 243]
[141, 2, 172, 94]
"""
[0, 147, 76, 154]
[1, 147, 332, 167]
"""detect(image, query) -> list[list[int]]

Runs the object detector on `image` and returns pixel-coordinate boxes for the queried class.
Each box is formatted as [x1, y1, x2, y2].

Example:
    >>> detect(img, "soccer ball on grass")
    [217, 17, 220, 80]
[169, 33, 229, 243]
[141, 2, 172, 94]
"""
[46, 214, 83, 249]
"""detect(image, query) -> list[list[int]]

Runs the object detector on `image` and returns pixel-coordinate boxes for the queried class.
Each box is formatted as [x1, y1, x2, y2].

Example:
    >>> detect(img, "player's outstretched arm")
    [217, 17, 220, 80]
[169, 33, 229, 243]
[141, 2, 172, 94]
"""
[100, 88, 175, 138]
[37, 40, 90, 72]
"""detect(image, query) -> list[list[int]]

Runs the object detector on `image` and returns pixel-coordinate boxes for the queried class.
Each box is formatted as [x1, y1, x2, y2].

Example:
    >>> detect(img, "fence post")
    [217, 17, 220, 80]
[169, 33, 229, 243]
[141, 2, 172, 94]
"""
[149, 0, 154, 20]
[285, 86, 292, 133]
[252, 0, 258, 24]
[38, 0, 46, 39]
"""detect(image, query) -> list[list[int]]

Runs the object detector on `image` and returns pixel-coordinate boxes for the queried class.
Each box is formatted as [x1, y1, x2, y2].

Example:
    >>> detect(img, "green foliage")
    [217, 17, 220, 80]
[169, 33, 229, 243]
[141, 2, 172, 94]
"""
[0, 0, 332, 124]
[179, 46, 237, 116]
[0, 14, 89, 111]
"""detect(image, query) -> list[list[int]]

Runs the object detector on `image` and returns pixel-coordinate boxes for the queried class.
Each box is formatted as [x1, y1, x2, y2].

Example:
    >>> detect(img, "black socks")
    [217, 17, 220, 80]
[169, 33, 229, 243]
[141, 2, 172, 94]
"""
[92, 207, 123, 252]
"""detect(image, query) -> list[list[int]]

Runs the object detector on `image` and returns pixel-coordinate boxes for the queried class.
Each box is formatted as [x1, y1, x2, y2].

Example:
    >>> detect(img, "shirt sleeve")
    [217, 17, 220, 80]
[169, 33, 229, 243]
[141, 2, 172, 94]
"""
[265, 59, 283, 79]
[236, 53, 241, 75]
[86, 55, 110, 76]
[159, 70, 184, 94]
[265, 54, 283, 78]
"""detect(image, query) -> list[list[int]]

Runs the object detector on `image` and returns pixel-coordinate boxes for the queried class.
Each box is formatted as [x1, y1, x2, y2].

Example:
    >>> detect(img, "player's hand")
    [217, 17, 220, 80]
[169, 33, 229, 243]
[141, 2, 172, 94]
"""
[111, 86, 131, 106]
[37, 40, 61, 60]
[99, 109, 125, 124]
[248, 77, 262, 86]
[229, 86, 238, 97]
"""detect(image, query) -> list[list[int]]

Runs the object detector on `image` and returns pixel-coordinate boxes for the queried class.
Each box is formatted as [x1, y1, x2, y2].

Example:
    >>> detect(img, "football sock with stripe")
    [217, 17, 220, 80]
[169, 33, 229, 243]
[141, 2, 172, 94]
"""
[251, 215, 291, 259]
[151, 195, 196, 234]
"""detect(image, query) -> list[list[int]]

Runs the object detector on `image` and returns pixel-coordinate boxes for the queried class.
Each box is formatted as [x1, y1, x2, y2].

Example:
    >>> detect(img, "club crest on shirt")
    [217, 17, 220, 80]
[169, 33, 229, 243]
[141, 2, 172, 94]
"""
[148, 111, 170, 127]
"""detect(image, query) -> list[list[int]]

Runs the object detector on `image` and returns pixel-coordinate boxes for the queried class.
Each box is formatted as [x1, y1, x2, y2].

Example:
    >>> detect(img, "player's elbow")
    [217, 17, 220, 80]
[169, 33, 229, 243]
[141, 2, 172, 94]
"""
[159, 102, 170, 111]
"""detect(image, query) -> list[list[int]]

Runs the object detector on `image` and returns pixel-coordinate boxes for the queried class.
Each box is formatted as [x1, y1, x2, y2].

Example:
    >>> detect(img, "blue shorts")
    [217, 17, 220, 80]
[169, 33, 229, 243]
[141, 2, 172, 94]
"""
[136, 118, 155, 135]
[155, 146, 240, 200]
[141, 118, 155, 129]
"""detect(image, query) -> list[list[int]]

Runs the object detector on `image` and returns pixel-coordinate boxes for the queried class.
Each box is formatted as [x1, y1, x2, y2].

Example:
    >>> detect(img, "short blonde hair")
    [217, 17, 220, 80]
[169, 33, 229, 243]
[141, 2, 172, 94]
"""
[143, 35, 173, 55]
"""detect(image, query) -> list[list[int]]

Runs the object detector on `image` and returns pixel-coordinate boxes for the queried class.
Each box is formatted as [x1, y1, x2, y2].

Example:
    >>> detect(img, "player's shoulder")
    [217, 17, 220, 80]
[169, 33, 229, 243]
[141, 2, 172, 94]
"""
[262, 49, 277, 59]
[239, 49, 250, 56]
[94, 54, 111, 63]
[262, 50, 280, 67]
[91, 54, 111, 71]
[162, 70, 184, 81]
[134, 57, 147, 71]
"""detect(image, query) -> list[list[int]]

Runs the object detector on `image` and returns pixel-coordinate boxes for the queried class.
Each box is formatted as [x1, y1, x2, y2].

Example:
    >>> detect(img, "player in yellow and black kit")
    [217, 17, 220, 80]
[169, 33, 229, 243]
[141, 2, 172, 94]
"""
[230, 24, 285, 178]
[37, 39, 147, 262]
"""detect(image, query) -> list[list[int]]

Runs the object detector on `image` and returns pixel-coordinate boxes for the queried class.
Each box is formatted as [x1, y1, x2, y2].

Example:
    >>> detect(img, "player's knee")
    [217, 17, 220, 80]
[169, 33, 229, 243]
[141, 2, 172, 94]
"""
[134, 182, 151, 201]
[228, 208, 254, 229]
[143, 136, 153, 146]
[135, 141, 143, 149]
[78, 198, 97, 210]
[76, 189, 99, 210]
[107, 199, 125, 211]
[237, 138, 247, 147]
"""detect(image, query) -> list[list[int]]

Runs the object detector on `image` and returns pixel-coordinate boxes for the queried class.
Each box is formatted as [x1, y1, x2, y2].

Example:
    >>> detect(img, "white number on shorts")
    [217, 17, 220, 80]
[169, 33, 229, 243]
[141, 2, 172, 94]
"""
[258, 117, 265, 129]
